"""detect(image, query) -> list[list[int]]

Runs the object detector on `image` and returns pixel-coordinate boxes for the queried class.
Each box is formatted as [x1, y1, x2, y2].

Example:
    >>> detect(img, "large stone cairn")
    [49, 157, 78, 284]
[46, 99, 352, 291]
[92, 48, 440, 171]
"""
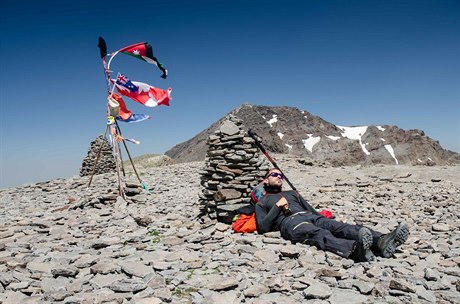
[199, 115, 269, 223]
[80, 135, 116, 176]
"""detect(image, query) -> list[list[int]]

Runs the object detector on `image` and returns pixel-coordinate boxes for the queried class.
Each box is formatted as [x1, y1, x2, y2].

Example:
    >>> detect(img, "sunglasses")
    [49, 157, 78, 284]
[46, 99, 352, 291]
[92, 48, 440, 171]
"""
[269, 172, 285, 179]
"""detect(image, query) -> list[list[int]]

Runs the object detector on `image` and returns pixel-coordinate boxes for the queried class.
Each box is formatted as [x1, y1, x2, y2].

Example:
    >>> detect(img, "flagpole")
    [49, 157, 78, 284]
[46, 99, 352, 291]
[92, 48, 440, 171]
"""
[96, 38, 166, 195]
[107, 51, 120, 71]
[111, 125, 125, 198]
[98, 38, 125, 198]
[115, 120, 147, 191]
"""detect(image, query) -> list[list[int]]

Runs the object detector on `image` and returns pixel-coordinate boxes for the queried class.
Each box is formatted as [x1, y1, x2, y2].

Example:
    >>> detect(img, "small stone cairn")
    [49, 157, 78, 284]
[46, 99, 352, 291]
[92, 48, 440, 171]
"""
[199, 115, 269, 223]
[80, 135, 116, 177]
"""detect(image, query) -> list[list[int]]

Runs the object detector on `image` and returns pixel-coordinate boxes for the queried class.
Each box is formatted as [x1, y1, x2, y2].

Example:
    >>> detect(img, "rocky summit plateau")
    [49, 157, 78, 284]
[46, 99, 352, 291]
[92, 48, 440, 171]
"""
[166, 104, 460, 167]
[1, 155, 459, 303]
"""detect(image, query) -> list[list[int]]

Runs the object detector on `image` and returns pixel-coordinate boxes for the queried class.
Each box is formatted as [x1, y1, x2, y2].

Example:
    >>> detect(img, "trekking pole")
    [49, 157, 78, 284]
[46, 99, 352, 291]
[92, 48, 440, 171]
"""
[248, 129, 297, 192]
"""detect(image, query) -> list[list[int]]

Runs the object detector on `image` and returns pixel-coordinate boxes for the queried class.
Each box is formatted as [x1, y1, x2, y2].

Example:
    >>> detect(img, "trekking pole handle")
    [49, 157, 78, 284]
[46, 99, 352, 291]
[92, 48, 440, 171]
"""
[247, 129, 259, 140]
[248, 129, 276, 164]
[248, 129, 265, 151]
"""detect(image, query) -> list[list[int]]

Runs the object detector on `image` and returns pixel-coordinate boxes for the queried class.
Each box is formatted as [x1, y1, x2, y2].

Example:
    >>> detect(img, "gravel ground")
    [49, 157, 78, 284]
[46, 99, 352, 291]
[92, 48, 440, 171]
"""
[0, 158, 459, 303]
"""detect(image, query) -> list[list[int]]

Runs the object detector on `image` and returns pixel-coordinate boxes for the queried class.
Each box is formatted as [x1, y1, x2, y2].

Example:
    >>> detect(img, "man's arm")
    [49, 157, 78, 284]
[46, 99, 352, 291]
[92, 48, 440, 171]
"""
[255, 198, 285, 233]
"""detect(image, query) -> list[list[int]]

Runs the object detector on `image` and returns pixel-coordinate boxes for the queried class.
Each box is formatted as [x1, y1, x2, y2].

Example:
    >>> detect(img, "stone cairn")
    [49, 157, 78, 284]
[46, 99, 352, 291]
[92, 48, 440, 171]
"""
[80, 135, 116, 177]
[199, 115, 269, 223]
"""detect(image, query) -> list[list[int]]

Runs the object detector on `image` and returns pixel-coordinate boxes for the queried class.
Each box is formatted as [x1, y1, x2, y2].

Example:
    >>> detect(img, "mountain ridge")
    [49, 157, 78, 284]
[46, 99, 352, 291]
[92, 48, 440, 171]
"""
[166, 104, 459, 166]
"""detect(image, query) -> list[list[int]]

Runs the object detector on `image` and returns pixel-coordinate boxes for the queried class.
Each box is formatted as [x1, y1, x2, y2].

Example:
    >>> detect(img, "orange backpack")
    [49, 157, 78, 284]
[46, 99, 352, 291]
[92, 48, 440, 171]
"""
[232, 213, 257, 233]
[231, 183, 265, 233]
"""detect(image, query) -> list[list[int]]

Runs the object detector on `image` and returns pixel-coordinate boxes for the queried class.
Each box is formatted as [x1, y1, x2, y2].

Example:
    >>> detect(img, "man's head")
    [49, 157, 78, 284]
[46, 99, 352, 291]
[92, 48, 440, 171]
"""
[263, 168, 284, 192]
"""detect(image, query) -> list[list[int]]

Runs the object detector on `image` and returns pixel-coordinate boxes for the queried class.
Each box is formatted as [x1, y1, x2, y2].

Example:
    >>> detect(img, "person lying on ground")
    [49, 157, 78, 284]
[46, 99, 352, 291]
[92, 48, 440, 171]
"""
[255, 168, 410, 262]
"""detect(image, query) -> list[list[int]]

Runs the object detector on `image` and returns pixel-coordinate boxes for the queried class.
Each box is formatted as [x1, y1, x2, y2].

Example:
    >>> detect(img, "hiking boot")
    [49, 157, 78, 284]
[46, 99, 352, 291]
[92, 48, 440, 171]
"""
[377, 222, 409, 258]
[350, 227, 375, 262]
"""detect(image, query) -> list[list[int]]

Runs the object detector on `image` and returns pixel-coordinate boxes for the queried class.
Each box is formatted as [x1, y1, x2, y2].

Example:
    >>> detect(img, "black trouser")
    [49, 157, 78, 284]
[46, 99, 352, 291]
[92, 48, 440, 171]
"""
[280, 213, 383, 258]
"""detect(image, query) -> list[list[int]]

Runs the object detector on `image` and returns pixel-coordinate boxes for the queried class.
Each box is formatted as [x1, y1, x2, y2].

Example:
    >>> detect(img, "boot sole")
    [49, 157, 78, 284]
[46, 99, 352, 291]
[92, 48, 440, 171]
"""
[381, 223, 409, 258]
[359, 228, 375, 262]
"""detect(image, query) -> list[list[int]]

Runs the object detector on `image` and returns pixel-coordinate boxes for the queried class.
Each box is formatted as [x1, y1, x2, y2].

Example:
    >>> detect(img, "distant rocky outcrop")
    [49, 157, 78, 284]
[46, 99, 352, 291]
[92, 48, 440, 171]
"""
[199, 116, 269, 223]
[123, 154, 175, 173]
[166, 104, 460, 166]
[80, 135, 116, 176]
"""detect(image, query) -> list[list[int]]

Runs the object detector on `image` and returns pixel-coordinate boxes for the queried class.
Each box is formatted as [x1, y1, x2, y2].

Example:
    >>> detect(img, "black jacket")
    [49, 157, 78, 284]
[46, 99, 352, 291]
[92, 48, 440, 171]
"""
[255, 190, 319, 234]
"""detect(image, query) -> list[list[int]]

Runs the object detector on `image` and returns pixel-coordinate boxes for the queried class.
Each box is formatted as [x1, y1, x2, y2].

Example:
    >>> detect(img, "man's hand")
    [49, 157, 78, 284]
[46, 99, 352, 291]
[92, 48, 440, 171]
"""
[275, 197, 288, 208]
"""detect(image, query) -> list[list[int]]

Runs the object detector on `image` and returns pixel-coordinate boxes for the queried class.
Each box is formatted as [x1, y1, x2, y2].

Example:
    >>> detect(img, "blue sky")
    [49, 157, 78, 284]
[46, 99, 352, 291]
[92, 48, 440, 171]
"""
[1, 0, 459, 188]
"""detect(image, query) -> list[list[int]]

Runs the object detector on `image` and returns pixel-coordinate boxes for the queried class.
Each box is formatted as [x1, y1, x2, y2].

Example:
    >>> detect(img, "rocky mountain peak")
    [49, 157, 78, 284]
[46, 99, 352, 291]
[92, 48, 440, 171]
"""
[166, 104, 459, 166]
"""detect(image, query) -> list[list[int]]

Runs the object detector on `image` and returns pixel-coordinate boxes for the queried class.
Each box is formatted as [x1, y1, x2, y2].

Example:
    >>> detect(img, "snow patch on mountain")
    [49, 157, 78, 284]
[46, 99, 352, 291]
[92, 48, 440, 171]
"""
[302, 134, 321, 152]
[327, 135, 340, 141]
[337, 126, 370, 155]
[277, 132, 284, 139]
[384, 144, 399, 164]
[267, 115, 278, 127]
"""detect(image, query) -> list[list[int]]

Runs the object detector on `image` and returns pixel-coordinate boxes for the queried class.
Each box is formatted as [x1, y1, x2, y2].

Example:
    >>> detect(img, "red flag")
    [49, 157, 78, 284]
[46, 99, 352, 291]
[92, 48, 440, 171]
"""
[112, 78, 172, 107]
[109, 93, 132, 120]
[118, 42, 167, 79]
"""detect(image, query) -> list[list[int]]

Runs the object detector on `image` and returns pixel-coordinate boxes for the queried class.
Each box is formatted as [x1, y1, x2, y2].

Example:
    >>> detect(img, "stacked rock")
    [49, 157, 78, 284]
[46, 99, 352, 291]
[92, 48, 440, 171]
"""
[80, 135, 116, 176]
[199, 115, 269, 223]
